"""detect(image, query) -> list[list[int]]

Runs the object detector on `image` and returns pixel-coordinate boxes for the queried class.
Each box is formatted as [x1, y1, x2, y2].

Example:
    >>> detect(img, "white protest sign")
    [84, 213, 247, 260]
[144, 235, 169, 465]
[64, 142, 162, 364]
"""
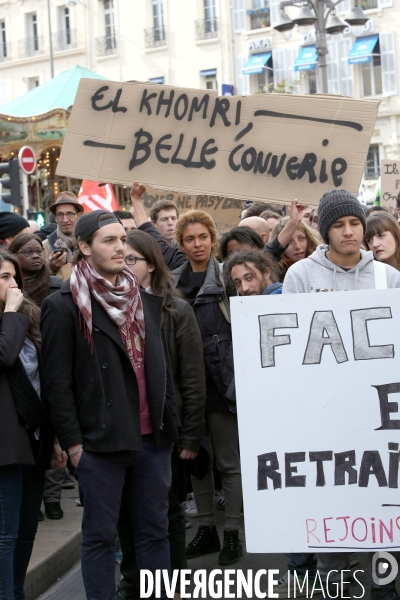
[231, 290, 400, 553]
[56, 79, 379, 207]
[381, 159, 400, 214]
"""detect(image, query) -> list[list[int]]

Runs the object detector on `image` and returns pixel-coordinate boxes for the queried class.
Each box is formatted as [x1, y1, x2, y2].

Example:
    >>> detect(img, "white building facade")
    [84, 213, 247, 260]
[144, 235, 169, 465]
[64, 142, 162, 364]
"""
[0, 0, 399, 201]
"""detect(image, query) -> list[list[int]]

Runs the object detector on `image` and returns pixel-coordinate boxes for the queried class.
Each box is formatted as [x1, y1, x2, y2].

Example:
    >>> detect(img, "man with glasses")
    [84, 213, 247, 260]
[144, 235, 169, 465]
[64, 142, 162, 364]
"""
[43, 192, 84, 280]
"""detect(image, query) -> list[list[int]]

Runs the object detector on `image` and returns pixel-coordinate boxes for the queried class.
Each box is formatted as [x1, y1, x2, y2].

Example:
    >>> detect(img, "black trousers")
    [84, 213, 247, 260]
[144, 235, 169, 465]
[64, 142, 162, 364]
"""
[118, 449, 187, 598]
[77, 437, 172, 600]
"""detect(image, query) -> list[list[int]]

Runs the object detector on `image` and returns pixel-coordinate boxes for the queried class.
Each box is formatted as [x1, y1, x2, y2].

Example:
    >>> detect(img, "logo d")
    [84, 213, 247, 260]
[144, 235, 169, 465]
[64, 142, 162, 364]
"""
[372, 552, 398, 586]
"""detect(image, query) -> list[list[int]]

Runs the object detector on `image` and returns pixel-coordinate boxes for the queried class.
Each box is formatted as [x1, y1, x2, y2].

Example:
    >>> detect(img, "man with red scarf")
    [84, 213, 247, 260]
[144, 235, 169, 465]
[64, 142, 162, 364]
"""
[40, 210, 180, 600]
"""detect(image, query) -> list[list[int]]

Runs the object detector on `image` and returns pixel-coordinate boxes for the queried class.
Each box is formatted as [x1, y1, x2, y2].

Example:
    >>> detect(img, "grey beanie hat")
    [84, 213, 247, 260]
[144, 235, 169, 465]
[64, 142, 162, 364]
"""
[318, 189, 366, 244]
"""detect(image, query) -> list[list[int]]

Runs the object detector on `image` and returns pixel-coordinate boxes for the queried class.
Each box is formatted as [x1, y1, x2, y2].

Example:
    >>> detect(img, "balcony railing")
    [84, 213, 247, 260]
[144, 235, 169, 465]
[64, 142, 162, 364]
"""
[53, 29, 78, 52]
[195, 18, 218, 40]
[0, 42, 11, 62]
[358, 0, 378, 9]
[249, 12, 270, 29]
[144, 26, 166, 48]
[95, 35, 117, 56]
[18, 36, 44, 58]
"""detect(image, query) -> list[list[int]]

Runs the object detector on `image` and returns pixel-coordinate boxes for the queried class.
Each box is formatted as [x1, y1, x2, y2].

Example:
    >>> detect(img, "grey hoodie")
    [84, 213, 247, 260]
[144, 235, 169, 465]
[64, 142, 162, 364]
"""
[283, 244, 400, 293]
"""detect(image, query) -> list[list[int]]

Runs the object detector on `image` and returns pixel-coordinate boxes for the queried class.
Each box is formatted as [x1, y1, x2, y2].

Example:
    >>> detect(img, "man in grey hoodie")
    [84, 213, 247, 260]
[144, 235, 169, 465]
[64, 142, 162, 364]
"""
[283, 189, 400, 600]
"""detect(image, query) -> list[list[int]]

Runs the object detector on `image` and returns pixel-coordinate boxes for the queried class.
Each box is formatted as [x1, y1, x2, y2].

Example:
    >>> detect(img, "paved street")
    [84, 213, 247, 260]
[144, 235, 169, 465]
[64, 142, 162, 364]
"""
[39, 509, 372, 599]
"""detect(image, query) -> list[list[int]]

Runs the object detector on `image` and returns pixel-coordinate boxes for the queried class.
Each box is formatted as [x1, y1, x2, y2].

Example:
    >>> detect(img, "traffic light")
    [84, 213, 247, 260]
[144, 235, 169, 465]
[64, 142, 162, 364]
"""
[27, 211, 46, 228]
[0, 159, 23, 207]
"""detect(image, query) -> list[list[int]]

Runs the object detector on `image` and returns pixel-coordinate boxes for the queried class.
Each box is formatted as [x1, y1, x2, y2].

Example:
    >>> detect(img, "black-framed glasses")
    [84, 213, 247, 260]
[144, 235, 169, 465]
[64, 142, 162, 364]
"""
[125, 255, 148, 265]
[17, 248, 45, 257]
[55, 211, 78, 221]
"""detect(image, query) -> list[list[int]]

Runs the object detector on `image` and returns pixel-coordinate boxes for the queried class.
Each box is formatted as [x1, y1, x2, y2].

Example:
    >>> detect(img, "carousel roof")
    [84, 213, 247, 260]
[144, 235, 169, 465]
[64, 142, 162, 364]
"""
[0, 66, 107, 118]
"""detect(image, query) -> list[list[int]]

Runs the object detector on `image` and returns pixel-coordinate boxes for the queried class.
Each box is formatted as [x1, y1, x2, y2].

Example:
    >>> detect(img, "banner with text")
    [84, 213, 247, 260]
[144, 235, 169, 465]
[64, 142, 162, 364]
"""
[141, 184, 244, 230]
[231, 290, 400, 553]
[56, 79, 379, 207]
[381, 159, 400, 214]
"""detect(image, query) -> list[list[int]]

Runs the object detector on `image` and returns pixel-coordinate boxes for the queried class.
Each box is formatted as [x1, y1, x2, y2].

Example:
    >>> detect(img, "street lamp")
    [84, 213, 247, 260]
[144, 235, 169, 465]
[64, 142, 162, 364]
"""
[273, 0, 369, 93]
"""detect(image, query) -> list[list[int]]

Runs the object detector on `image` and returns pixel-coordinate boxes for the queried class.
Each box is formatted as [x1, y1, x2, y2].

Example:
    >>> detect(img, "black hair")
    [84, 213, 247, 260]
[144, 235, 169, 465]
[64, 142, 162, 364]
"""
[224, 249, 279, 289]
[113, 210, 134, 221]
[219, 226, 264, 260]
[366, 206, 388, 217]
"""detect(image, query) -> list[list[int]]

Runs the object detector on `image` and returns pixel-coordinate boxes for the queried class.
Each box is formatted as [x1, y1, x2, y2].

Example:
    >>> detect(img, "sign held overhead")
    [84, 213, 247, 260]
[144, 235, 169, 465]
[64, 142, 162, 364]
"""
[57, 79, 379, 206]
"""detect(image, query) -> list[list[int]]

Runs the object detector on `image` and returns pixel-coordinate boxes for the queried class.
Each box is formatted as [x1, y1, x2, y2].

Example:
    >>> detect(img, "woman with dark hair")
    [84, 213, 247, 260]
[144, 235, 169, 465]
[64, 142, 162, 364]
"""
[364, 212, 400, 271]
[9, 233, 62, 307]
[219, 226, 264, 260]
[116, 228, 206, 599]
[0, 250, 66, 597]
[10, 232, 65, 521]
[131, 183, 243, 567]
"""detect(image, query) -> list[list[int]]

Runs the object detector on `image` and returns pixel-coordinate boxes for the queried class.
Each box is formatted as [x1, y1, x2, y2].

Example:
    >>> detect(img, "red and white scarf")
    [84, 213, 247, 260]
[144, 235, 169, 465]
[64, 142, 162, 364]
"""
[70, 259, 145, 368]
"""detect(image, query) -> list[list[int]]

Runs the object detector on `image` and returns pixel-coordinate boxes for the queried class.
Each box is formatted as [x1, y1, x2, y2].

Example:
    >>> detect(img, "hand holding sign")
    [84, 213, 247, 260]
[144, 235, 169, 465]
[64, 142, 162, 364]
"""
[288, 198, 306, 224]
[130, 181, 149, 227]
[130, 181, 146, 203]
[277, 199, 308, 249]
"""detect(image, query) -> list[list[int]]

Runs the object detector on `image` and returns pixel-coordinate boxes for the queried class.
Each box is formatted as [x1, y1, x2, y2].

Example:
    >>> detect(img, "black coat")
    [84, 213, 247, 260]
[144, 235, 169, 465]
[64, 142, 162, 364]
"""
[138, 223, 235, 413]
[40, 282, 181, 453]
[161, 295, 205, 453]
[0, 312, 53, 467]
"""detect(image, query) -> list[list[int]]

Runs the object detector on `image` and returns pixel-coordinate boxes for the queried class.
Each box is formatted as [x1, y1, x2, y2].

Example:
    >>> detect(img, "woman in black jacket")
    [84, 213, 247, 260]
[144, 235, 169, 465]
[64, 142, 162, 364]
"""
[0, 250, 65, 598]
[116, 228, 206, 597]
[130, 184, 242, 566]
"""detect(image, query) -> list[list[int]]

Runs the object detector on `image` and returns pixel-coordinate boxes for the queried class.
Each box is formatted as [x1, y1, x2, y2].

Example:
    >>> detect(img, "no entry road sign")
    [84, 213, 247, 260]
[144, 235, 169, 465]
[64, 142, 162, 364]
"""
[18, 146, 36, 175]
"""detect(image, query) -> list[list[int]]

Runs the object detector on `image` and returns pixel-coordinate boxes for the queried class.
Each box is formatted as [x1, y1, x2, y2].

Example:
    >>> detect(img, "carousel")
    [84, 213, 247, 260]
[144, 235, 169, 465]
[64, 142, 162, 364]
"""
[0, 65, 131, 216]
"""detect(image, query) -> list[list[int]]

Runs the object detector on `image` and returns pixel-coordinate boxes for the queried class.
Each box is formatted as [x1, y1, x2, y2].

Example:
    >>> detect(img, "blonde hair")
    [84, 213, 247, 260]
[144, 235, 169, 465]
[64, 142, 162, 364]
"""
[271, 217, 322, 278]
[175, 210, 218, 248]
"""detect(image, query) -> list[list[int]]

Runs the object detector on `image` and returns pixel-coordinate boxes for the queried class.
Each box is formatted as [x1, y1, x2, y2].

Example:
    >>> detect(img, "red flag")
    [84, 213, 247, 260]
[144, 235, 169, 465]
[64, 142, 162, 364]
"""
[78, 180, 119, 213]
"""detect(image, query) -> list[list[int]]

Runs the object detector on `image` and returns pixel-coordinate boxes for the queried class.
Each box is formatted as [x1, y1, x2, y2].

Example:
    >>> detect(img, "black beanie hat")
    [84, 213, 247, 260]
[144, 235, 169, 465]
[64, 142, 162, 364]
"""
[318, 189, 366, 244]
[0, 212, 29, 240]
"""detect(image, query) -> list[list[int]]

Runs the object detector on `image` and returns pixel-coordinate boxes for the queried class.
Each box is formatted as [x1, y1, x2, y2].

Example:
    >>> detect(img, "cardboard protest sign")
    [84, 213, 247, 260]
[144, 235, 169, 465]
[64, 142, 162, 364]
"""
[141, 184, 244, 230]
[231, 290, 400, 553]
[57, 79, 379, 207]
[380, 159, 400, 214]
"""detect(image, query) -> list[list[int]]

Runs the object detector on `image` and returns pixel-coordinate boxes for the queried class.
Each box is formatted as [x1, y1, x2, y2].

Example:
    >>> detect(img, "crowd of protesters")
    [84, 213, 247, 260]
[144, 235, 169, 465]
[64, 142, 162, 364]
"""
[0, 184, 400, 600]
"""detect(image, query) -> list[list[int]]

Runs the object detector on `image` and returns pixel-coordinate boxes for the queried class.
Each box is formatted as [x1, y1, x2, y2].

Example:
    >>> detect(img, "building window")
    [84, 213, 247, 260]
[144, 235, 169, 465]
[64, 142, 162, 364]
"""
[19, 13, 42, 57]
[203, 0, 217, 35]
[151, 0, 165, 44]
[64, 7, 71, 45]
[32, 14, 39, 51]
[365, 145, 380, 179]
[0, 21, 7, 60]
[206, 78, 217, 90]
[359, 0, 378, 9]
[361, 42, 382, 96]
[27, 77, 39, 91]
[257, 62, 273, 92]
[104, 0, 116, 51]
[308, 70, 317, 94]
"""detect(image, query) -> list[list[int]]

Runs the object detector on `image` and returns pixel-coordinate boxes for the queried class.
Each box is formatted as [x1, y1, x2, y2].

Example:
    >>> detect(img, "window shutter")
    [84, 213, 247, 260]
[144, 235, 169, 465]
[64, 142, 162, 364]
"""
[233, 0, 246, 33]
[326, 38, 354, 97]
[337, 0, 351, 15]
[236, 55, 250, 95]
[339, 37, 354, 97]
[287, 47, 301, 94]
[327, 40, 340, 94]
[378, 0, 393, 8]
[270, 0, 281, 28]
[380, 31, 397, 96]
[273, 47, 300, 94]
